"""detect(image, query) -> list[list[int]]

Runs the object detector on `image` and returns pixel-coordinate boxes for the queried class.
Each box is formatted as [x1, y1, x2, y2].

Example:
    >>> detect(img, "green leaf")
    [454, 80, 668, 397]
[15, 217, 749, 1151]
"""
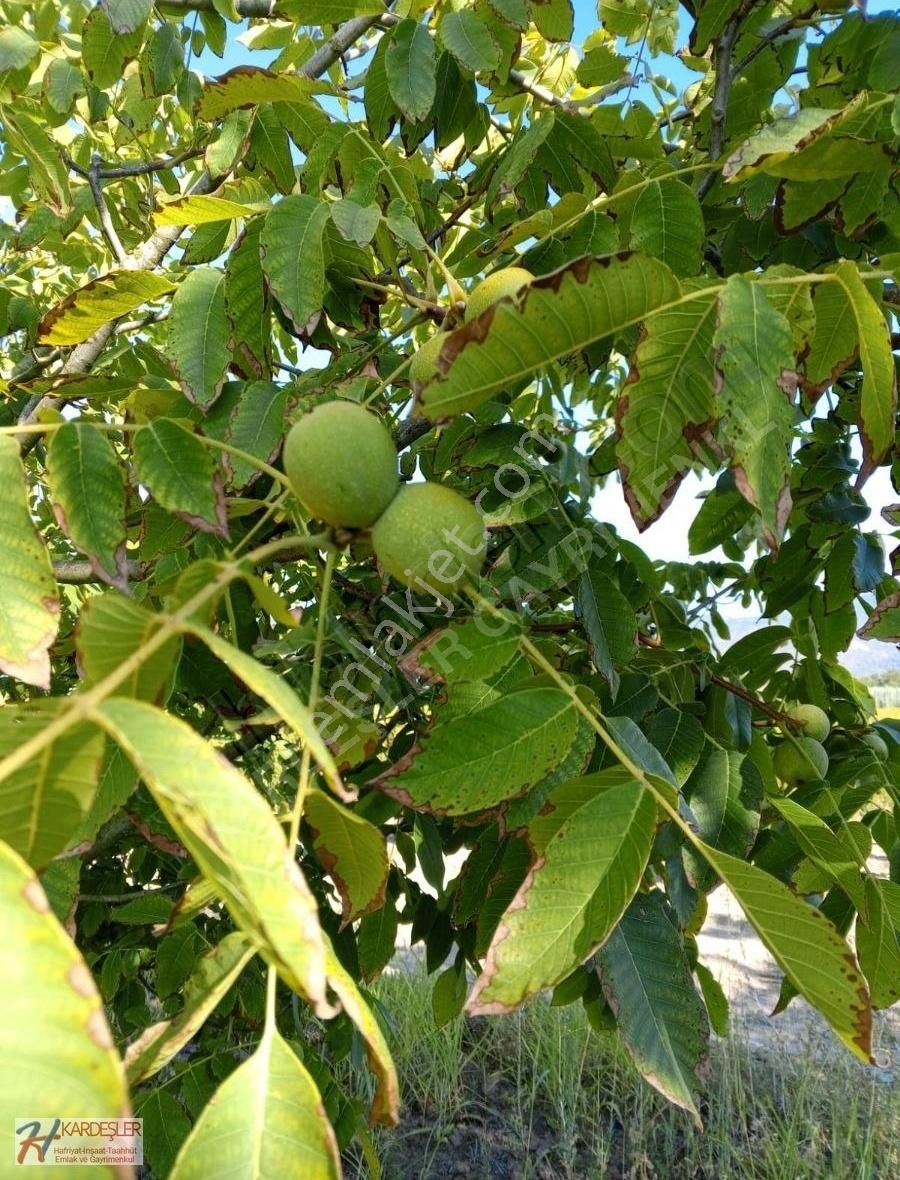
[577, 570, 638, 696]
[154, 195, 259, 226]
[2, 109, 70, 213]
[182, 623, 347, 800]
[485, 114, 555, 211]
[531, 0, 574, 41]
[859, 592, 900, 642]
[330, 199, 381, 246]
[43, 58, 85, 114]
[616, 286, 717, 527]
[433, 958, 468, 1027]
[167, 267, 231, 409]
[46, 423, 127, 588]
[277, 0, 385, 22]
[856, 879, 900, 1010]
[439, 10, 500, 73]
[221, 380, 287, 488]
[0, 840, 129, 1149]
[125, 932, 255, 1083]
[324, 939, 399, 1123]
[37, 271, 175, 345]
[95, 698, 334, 1015]
[385, 19, 436, 122]
[599, 890, 709, 1120]
[768, 796, 868, 917]
[802, 278, 857, 395]
[695, 961, 729, 1036]
[305, 788, 388, 924]
[0, 436, 59, 688]
[417, 253, 680, 419]
[683, 745, 763, 891]
[697, 842, 872, 1060]
[372, 687, 579, 815]
[689, 0, 741, 50]
[133, 418, 228, 537]
[250, 104, 295, 193]
[197, 66, 323, 121]
[713, 274, 796, 549]
[77, 591, 181, 704]
[81, 3, 144, 90]
[364, 34, 398, 141]
[226, 218, 270, 378]
[402, 614, 522, 685]
[616, 174, 705, 276]
[260, 194, 331, 332]
[170, 1026, 340, 1180]
[0, 703, 105, 869]
[576, 43, 626, 87]
[829, 261, 897, 474]
[0, 27, 40, 73]
[468, 774, 656, 1013]
[105, 0, 151, 35]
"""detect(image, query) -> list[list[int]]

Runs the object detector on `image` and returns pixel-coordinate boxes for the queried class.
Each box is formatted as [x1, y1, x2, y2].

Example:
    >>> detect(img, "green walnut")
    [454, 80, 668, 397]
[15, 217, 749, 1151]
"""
[785, 702, 831, 743]
[371, 482, 486, 594]
[409, 332, 447, 386]
[283, 401, 399, 529]
[464, 266, 534, 322]
[861, 731, 889, 760]
[773, 737, 829, 783]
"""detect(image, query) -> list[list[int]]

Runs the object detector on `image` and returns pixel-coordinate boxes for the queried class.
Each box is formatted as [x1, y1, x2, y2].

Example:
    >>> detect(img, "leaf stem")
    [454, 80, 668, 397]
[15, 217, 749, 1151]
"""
[288, 549, 337, 849]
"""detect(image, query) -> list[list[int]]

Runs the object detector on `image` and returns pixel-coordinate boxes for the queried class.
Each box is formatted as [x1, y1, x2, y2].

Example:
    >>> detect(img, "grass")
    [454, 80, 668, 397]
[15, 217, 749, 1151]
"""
[340, 962, 899, 1180]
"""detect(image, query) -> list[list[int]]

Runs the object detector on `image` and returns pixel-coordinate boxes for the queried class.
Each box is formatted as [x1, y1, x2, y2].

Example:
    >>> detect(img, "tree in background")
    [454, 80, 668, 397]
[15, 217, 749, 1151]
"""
[0, 0, 898, 1173]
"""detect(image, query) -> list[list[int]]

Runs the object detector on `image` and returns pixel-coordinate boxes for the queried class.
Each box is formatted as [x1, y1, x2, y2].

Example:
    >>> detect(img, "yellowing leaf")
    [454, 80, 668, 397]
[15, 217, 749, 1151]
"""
[0, 436, 59, 688]
[154, 194, 261, 225]
[38, 271, 174, 346]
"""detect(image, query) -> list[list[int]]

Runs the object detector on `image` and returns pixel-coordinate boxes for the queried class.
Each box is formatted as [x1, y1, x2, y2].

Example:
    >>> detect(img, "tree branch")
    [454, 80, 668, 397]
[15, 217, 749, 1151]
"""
[65, 146, 204, 180]
[697, 15, 742, 200]
[18, 8, 384, 454]
[731, 16, 802, 79]
[87, 155, 128, 266]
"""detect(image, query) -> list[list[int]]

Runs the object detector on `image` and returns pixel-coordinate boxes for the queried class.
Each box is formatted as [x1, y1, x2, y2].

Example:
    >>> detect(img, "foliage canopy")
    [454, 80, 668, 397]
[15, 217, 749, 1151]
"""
[0, 0, 898, 1171]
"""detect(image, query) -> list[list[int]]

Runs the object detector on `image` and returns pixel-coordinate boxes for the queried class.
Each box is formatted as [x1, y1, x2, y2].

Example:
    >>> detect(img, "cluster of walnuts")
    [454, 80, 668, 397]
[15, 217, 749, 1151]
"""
[284, 401, 485, 596]
[282, 268, 539, 597]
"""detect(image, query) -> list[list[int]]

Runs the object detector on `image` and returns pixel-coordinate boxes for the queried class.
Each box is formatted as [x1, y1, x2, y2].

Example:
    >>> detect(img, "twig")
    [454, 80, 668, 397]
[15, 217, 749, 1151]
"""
[53, 559, 148, 584]
[697, 15, 742, 200]
[65, 146, 204, 180]
[87, 155, 128, 266]
[731, 16, 802, 79]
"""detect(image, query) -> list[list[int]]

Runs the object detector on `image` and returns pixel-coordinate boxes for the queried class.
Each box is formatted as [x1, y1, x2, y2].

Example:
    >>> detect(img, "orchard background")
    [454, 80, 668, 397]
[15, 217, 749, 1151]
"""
[0, 0, 898, 1175]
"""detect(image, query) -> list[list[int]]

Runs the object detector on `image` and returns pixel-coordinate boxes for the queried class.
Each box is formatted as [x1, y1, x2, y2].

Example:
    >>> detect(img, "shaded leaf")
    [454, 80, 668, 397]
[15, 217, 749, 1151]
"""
[47, 423, 128, 588]
[468, 774, 655, 1013]
[78, 591, 181, 704]
[167, 267, 231, 409]
[385, 19, 435, 122]
[133, 418, 228, 537]
[260, 195, 331, 332]
[599, 890, 708, 1120]
[306, 788, 388, 924]
[372, 687, 579, 815]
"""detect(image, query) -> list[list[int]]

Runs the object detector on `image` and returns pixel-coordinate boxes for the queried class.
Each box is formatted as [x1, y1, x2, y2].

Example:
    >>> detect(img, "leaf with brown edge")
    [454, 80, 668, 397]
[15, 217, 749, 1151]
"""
[196, 65, 326, 121]
[304, 787, 388, 925]
[829, 260, 896, 481]
[467, 772, 655, 1015]
[369, 687, 579, 816]
[615, 285, 717, 529]
[133, 419, 228, 538]
[858, 591, 900, 642]
[38, 271, 174, 346]
[713, 275, 796, 551]
[416, 253, 681, 420]
[598, 889, 709, 1123]
[697, 842, 873, 1062]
